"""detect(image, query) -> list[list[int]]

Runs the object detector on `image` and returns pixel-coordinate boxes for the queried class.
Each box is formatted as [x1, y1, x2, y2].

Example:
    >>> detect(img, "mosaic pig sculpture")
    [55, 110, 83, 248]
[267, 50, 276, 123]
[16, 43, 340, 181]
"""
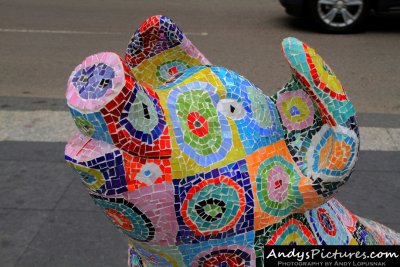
[64, 15, 400, 267]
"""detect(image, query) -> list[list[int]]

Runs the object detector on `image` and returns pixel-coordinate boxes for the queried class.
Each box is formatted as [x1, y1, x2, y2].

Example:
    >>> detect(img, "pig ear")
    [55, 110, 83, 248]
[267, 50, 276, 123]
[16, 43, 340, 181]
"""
[275, 38, 360, 197]
[125, 15, 211, 87]
[281, 37, 356, 127]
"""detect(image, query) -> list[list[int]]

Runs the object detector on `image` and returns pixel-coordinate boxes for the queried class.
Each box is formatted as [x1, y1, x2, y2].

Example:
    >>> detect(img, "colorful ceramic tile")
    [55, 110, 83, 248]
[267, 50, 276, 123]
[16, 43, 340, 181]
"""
[178, 231, 255, 266]
[173, 159, 254, 244]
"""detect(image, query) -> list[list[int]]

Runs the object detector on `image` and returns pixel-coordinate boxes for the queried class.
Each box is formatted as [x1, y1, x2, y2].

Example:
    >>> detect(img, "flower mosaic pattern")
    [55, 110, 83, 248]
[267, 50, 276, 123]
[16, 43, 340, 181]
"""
[64, 15, 400, 267]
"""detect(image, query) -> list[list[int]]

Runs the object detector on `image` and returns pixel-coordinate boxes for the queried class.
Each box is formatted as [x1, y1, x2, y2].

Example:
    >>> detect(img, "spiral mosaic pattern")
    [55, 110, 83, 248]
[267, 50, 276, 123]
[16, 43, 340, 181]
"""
[276, 90, 315, 131]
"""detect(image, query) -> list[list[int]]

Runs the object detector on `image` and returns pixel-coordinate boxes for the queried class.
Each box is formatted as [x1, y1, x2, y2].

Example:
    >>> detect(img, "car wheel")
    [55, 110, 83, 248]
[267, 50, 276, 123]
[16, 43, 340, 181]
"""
[309, 0, 369, 33]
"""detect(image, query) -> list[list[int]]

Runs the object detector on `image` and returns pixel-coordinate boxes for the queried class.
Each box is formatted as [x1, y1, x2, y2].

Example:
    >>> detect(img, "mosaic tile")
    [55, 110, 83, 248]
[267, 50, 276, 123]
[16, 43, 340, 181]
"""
[254, 213, 317, 265]
[306, 201, 352, 245]
[211, 67, 284, 154]
[128, 242, 185, 267]
[63, 15, 400, 267]
[173, 159, 254, 244]
[178, 231, 255, 266]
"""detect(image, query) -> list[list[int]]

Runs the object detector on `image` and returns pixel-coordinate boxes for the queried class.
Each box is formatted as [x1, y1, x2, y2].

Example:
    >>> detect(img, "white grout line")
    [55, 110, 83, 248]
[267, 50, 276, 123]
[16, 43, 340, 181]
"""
[0, 28, 208, 36]
[0, 110, 399, 151]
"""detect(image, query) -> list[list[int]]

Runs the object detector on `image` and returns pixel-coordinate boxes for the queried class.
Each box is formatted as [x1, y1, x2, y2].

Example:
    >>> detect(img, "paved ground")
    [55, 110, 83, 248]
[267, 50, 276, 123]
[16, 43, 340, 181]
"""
[0, 0, 399, 266]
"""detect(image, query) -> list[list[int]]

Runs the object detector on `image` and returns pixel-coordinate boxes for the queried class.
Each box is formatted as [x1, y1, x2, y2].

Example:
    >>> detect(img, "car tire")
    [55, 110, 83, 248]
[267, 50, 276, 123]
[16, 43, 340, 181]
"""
[309, 0, 370, 33]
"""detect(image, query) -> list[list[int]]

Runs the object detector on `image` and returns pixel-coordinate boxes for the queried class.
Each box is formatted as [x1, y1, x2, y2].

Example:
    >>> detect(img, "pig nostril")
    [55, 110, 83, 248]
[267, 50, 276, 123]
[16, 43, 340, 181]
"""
[98, 78, 111, 89]
[72, 63, 115, 100]
[79, 74, 89, 83]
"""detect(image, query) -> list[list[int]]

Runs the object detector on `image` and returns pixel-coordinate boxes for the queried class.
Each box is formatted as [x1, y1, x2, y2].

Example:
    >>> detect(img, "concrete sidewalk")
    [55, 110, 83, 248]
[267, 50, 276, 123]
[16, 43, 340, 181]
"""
[0, 140, 399, 267]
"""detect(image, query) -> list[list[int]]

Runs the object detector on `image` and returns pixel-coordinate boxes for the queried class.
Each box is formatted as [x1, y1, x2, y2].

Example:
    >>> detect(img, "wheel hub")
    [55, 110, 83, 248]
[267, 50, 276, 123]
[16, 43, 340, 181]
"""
[335, 1, 345, 9]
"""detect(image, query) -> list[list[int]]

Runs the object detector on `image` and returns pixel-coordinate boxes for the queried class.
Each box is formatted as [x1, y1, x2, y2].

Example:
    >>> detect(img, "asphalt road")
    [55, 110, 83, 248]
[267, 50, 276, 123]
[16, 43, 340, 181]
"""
[0, 0, 399, 266]
[1, 0, 400, 113]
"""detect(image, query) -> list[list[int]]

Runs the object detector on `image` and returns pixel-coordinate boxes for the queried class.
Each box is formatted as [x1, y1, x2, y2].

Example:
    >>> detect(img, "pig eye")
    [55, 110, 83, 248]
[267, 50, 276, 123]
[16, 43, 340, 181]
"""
[217, 99, 246, 120]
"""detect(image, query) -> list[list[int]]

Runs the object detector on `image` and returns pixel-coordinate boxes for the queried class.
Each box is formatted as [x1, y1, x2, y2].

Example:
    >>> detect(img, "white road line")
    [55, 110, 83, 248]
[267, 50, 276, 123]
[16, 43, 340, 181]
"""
[0, 28, 124, 35]
[0, 28, 208, 36]
[0, 110, 399, 151]
[0, 111, 76, 143]
[360, 127, 400, 151]
[185, 32, 208, 36]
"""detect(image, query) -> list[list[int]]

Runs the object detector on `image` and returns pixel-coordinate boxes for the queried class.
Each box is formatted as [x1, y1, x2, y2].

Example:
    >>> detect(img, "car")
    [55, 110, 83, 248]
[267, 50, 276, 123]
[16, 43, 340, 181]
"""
[279, 0, 400, 32]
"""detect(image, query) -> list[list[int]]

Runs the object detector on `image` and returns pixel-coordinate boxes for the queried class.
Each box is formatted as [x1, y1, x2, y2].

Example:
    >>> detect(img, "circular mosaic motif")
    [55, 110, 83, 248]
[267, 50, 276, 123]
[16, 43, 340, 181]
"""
[282, 38, 347, 102]
[181, 176, 245, 235]
[304, 44, 347, 101]
[91, 195, 155, 242]
[328, 199, 356, 232]
[256, 156, 303, 217]
[306, 125, 359, 182]
[167, 82, 232, 166]
[267, 218, 317, 245]
[276, 90, 315, 131]
[120, 83, 166, 144]
[176, 89, 222, 155]
[127, 90, 159, 133]
[72, 63, 115, 100]
[307, 205, 349, 245]
[194, 248, 252, 267]
[317, 208, 337, 236]
[67, 52, 127, 113]
[156, 60, 190, 83]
